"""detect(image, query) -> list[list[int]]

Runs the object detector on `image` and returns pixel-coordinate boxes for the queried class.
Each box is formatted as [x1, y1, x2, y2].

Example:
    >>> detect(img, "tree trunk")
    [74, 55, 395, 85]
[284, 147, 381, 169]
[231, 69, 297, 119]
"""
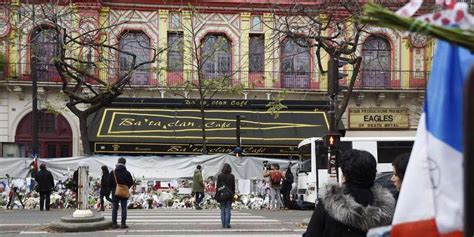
[200, 102, 208, 154]
[336, 57, 362, 128]
[78, 114, 91, 155]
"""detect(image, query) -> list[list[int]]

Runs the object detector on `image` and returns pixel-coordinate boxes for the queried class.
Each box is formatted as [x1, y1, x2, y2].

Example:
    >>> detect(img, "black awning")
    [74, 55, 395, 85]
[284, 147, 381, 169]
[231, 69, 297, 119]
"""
[87, 99, 337, 156]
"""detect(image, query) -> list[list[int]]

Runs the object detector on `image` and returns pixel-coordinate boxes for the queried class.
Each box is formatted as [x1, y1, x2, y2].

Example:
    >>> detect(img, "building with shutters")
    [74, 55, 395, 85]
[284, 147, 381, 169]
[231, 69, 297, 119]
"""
[0, 0, 433, 157]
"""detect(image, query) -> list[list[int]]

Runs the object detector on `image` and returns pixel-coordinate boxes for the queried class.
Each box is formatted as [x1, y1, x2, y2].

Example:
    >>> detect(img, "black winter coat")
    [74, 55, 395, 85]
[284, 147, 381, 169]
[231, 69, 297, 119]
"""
[109, 164, 134, 200]
[35, 169, 54, 192]
[73, 169, 78, 193]
[281, 172, 294, 194]
[100, 173, 111, 195]
[303, 184, 395, 237]
[216, 173, 235, 202]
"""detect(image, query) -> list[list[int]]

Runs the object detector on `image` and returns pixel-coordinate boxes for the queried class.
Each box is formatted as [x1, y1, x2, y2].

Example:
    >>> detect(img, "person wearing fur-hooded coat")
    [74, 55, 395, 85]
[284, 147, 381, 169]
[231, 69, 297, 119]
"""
[303, 149, 395, 237]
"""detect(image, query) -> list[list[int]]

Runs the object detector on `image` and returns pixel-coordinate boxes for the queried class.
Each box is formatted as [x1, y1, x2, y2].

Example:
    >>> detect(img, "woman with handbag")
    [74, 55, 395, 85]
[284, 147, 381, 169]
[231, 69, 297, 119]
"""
[216, 163, 235, 229]
[109, 158, 134, 229]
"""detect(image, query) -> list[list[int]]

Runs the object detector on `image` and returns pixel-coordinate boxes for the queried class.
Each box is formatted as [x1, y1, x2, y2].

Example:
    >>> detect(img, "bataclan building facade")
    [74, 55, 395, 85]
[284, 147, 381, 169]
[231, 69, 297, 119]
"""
[0, 0, 432, 158]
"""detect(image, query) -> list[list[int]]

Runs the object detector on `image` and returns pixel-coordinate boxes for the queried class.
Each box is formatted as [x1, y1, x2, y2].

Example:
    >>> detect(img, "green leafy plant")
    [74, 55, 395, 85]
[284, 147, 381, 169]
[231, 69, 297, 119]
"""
[266, 90, 288, 119]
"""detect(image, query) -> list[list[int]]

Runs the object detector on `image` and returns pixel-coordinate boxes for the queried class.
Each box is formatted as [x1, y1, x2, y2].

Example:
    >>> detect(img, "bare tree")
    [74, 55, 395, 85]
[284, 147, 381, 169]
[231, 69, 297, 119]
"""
[265, 0, 403, 129]
[167, 9, 244, 154]
[267, 0, 437, 130]
[4, 1, 165, 154]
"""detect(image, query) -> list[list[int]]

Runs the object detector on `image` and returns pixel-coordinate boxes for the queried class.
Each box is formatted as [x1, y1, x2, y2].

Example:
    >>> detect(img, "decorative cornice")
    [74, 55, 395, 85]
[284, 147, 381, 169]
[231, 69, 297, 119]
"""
[263, 13, 273, 20]
[376, 93, 386, 106]
[396, 92, 406, 107]
[159, 9, 169, 16]
[8, 85, 24, 100]
[100, 7, 110, 16]
[241, 12, 251, 19]
[11, 0, 19, 7]
[182, 11, 192, 19]
[356, 93, 364, 107]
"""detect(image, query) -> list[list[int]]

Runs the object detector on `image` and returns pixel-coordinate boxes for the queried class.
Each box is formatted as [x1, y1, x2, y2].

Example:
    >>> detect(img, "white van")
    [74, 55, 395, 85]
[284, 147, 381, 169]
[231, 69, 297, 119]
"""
[296, 137, 414, 208]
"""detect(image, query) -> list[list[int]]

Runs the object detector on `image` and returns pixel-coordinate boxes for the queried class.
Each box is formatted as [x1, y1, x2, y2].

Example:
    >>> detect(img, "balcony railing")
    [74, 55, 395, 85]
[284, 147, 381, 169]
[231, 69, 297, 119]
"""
[1, 64, 429, 90]
[354, 70, 429, 90]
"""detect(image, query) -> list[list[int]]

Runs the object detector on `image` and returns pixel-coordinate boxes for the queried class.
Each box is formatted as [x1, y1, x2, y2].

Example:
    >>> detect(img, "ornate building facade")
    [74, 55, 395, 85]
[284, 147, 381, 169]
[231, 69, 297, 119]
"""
[0, 0, 431, 157]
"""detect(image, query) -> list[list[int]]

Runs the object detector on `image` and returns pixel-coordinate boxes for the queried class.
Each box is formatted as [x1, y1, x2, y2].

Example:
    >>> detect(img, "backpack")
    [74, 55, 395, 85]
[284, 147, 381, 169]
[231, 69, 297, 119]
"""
[270, 171, 282, 185]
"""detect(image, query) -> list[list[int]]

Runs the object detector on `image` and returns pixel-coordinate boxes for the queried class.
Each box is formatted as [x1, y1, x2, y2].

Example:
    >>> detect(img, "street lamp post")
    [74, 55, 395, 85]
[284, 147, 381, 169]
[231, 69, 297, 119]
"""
[235, 114, 246, 157]
[31, 52, 39, 158]
[326, 56, 347, 183]
[31, 7, 39, 159]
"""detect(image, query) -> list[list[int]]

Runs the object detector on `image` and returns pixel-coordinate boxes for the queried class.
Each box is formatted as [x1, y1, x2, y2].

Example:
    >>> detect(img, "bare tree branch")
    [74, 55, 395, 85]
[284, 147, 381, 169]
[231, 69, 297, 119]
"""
[3, 1, 165, 154]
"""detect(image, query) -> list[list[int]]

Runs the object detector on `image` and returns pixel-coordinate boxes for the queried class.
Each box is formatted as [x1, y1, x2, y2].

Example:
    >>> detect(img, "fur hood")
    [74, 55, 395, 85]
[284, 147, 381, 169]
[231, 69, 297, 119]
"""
[321, 184, 395, 231]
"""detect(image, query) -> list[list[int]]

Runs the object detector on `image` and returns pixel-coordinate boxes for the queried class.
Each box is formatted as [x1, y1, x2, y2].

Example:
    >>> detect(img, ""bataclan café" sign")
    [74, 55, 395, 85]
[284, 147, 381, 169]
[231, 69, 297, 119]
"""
[348, 108, 410, 129]
[87, 98, 333, 156]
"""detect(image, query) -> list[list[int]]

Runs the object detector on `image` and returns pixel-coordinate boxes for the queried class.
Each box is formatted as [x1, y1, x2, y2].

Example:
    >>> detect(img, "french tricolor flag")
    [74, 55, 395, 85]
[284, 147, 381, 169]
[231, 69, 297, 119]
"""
[391, 41, 474, 236]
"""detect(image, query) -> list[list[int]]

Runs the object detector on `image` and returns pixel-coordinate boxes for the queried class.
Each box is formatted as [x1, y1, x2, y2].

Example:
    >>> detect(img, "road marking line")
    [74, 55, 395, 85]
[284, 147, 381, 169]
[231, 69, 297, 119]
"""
[102, 211, 247, 214]
[102, 209, 248, 213]
[0, 224, 41, 226]
[103, 219, 280, 223]
[19, 231, 48, 234]
[102, 215, 265, 219]
[124, 222, 285, 226]
[102, 214, 254, 216]
[102, 228, 306, 233]
[101, 213, 253, 216]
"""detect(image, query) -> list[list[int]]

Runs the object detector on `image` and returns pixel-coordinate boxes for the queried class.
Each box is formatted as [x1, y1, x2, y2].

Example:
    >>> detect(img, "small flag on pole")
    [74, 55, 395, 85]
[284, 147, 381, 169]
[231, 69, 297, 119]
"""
[391, 41, 474, 237]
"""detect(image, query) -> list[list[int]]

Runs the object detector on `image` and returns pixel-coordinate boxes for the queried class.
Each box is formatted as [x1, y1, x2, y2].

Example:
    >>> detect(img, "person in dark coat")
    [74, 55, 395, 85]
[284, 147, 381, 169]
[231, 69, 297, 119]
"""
[303, 149, 395, 237]
[109, 157, 134, 229]
[99, 166, 112, 211]
[391, 153, 410, 201]
[281, 166, 294, 209]
[73, 168, 79, 194]
[192, 165, 205, 209]
[35, 163, 54, 211]
[216, 163, 235, 228]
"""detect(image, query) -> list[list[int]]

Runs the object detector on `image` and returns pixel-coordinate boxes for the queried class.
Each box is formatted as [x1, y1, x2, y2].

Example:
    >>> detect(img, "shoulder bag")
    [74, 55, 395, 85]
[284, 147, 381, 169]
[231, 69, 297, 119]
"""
[214, 176, 233, 202]
[113, 171, 129, 199]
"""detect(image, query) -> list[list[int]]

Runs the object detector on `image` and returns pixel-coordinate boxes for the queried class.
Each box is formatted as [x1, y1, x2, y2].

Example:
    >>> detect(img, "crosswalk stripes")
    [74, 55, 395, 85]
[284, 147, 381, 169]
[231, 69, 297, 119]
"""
[98, 209, 306, 235]
[101, 209, 281, 224]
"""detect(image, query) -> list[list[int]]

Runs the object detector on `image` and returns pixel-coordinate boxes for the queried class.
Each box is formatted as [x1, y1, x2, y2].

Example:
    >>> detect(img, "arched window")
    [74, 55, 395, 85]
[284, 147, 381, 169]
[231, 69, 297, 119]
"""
[362, 35, 391, 88]
[30, 28, 59, 81]
[201, 35, 231, 80]
[15, 110, 72, 158]
[119, 31, 151, 85]
[281, 38, 310, 89]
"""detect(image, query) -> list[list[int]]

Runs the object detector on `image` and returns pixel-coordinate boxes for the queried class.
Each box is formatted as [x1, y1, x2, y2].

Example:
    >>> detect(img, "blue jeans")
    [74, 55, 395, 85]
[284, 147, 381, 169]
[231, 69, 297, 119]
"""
[269, 188, 283, 209]
[219, 200, 232, 228]
[112, 198, 128, 225]
[195, 192, 204, 205]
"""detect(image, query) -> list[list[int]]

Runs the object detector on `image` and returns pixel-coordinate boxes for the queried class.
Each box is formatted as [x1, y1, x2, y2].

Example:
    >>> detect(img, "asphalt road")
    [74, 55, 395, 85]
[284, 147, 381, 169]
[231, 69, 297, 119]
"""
[0, 208, 312, 236]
